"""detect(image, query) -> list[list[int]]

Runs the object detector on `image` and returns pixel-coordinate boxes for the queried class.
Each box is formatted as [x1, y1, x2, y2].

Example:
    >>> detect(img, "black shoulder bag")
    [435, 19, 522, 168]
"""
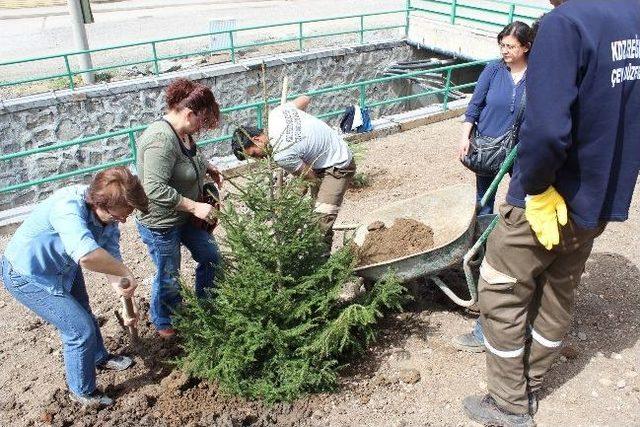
[461, 89, 526, 177]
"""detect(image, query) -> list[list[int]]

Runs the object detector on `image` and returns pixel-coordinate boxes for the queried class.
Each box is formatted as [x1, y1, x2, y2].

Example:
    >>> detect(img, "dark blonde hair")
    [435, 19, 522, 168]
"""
[86, 166, 149, 214]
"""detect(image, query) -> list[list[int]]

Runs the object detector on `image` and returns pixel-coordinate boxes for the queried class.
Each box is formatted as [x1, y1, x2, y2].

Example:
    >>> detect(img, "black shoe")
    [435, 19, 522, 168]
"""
[463, 394, 535, 427]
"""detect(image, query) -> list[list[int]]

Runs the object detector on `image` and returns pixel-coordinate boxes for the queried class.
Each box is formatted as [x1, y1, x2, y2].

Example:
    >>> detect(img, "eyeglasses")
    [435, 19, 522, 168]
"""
[499, 42, 522, 51]
[106, 207, 133, 223]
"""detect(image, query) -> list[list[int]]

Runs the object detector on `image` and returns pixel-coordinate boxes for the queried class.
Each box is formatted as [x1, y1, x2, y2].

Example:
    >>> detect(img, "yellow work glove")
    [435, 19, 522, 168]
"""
[524, 186, 568, 250]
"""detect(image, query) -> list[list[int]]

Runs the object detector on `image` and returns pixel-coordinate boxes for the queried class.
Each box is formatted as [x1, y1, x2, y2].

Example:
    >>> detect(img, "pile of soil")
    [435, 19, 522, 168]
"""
[356, 218, 435, 266]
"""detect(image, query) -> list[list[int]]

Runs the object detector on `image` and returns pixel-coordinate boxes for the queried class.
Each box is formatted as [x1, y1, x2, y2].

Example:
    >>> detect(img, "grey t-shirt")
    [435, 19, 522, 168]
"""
[268, 104, 352, 173]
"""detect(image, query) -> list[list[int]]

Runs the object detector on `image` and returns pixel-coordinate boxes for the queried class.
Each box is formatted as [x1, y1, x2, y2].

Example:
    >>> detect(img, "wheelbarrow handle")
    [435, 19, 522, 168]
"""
[435, 147, 518, 307]
[431, 210, 500, 308]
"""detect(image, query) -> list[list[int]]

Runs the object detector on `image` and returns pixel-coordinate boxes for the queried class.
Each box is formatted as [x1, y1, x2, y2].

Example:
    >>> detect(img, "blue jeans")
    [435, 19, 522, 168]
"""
[136, 221, 220, 331]
[476, 174, 497, 215]
[1, 257, 108, 397]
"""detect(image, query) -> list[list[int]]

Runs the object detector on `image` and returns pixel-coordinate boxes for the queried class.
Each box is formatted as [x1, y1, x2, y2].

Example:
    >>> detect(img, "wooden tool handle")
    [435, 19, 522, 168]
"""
[119, 278, 138, 342]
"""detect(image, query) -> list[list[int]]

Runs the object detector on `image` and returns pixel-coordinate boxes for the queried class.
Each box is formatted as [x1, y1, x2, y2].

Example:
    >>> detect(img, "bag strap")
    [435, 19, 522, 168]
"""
[513, 88, 527, 129]
[161, 119, 203, 195]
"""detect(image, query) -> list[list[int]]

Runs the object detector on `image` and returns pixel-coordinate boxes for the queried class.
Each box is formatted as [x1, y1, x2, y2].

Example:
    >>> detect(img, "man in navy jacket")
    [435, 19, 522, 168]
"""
[463, 1, 640, 425]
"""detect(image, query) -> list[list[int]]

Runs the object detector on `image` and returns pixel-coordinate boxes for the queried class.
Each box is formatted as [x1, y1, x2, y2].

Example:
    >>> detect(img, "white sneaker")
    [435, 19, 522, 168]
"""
[97, 355, 133, 371]
[69, 391, 114, 408]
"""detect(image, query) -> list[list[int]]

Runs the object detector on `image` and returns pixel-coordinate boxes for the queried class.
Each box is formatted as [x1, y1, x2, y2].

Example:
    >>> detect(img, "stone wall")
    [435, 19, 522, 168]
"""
[0, 40, 472, 210]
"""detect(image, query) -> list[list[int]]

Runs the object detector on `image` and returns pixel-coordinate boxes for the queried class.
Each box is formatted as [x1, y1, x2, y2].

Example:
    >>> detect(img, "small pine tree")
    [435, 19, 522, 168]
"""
[174, 115, 407, 404]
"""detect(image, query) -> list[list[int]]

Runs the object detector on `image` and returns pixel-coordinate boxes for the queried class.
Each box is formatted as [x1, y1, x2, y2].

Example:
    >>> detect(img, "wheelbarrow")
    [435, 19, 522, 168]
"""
[342, 148, 517, 307]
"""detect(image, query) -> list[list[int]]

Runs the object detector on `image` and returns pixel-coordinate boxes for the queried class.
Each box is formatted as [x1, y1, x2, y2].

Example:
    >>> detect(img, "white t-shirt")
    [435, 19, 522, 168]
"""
[268, 104, 352, 173]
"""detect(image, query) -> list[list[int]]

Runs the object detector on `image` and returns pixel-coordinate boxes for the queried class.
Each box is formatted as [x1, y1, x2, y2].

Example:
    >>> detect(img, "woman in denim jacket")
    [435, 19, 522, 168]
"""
[1, 167, 148, 407]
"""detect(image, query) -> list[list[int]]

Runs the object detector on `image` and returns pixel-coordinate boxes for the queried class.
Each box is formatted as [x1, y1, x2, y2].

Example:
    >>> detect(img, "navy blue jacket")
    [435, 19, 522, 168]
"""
[508, 0, 640, 229]
[465, 60, 527, 138]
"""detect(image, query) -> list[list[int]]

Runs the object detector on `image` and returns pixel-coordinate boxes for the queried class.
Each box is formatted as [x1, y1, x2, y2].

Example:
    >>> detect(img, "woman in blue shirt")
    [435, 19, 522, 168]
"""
[1, 167, 148, 407]
[454, 21, 533, 353]
[458, 21, 532, 216]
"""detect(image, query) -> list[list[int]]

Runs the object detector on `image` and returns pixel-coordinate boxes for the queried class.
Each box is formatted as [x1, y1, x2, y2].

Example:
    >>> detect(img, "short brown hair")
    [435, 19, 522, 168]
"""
[86, 166, 149, 214]
[166, 78, 220, 129]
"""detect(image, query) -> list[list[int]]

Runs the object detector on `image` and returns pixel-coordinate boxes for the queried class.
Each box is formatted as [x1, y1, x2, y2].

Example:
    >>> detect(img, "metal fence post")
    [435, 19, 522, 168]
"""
[256, 104, 264, 129]
[151, 42, 160, 75]
[450, 0, 458, 25]
[508, 4, 516, 23]
[298, 22, 304, 51]
[405, 0, 411, 37]
[358, 83, 366, 108]
[443, 68, 452, 110]
[63, 55, 75, 90]
[128, 131, 137, 172]
[229, 31, 236, 63]
[360, 15, 365, 44]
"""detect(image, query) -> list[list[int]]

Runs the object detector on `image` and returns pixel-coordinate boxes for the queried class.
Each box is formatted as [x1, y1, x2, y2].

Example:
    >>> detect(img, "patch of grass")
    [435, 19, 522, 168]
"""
[95, 72, 114, 83]
[48, 75, 83, 91]
[351, 172, 371, 189]
[348, 141, 367, 163]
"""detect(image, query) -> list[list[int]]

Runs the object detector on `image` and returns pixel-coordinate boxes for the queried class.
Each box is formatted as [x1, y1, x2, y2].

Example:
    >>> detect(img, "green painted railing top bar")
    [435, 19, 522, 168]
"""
[410, 0, 548, 28]
[0, 0, 550, 91]
[0, 9, 408, 91]
[0, 59, 489, 194]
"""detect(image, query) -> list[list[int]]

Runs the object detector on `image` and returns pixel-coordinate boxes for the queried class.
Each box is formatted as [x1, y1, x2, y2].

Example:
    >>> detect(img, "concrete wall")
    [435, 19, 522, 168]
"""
[407, 12, 500, 61]
[0, 41, 433, 210]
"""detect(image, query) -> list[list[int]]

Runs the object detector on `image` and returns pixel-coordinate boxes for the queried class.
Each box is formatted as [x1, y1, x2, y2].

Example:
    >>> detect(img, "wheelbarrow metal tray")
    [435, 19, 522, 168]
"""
[353, 184, 476, 282]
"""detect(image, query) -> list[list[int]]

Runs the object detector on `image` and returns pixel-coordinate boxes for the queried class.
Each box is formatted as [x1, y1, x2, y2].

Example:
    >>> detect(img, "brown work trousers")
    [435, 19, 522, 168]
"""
[309, 160, 356, 246]
[479, 203, 605, 414]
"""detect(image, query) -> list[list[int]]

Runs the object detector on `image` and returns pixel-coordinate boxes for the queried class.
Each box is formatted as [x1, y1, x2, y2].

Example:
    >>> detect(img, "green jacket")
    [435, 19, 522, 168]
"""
[135, 120, 207, 228]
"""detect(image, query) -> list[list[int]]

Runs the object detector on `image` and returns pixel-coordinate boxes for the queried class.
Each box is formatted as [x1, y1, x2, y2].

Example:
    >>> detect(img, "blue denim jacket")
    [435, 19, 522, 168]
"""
[3, 185, 121, 295]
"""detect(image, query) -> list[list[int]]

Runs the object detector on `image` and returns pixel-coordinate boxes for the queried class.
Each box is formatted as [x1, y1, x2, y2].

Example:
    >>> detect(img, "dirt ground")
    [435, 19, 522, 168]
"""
[1, 117, 639, 426]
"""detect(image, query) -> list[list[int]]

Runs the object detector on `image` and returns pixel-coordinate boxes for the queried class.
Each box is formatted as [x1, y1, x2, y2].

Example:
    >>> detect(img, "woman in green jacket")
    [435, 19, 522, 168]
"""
[135, 78, 222, 338]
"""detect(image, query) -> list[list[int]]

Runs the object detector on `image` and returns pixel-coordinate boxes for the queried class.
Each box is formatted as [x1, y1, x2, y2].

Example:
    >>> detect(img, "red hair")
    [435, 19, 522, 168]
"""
[166, 78, 220, 129]
[86, 167, 149, 214]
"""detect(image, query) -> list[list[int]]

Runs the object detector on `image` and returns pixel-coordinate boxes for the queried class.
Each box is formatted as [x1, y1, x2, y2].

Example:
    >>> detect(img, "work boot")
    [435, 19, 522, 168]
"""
[452, 332, 485, 353]
[463, 394, 535, 427]
[69, 390, 114, 408]
[97, 355, 133, 371]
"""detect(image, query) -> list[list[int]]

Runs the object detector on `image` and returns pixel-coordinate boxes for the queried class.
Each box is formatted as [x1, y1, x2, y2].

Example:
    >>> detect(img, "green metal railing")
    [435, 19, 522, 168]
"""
[0, 1, 549, 93]
[0, 59, 489, 195]
[409, 0, 550, 29]
[0, 10, 407, 92]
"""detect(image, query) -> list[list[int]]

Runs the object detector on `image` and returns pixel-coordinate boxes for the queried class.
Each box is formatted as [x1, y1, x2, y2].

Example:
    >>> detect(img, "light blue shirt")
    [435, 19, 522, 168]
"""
[3, 185, 121, 296]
